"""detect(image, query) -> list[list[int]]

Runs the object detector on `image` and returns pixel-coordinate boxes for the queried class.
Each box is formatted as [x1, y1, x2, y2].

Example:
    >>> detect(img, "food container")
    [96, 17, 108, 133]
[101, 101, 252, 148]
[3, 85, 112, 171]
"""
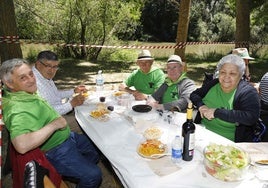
[116, 93, 133, 108]
[203, 143, 250, 181]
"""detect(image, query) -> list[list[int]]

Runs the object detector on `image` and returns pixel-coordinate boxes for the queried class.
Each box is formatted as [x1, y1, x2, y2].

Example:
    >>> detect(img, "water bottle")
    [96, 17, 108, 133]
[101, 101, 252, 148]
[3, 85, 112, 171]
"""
[96, 70, 104, 92]
[171, 135, 182, 164]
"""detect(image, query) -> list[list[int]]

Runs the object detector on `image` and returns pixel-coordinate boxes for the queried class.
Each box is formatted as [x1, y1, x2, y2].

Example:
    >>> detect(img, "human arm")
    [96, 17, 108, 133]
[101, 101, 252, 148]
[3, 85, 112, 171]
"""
[190, 79, 219, 123]
[190, 79, 219, 109]
[214, 82, 260, 125]
[119, 82, 135, 94]
[11, 117, 67, 154]
[147, 83, 167, 109]
[192, 81, 260, 125]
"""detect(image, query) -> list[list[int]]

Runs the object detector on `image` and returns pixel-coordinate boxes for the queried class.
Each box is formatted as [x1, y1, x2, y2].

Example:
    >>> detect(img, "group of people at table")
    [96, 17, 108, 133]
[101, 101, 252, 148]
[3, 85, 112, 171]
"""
[0, 48, 267, 187]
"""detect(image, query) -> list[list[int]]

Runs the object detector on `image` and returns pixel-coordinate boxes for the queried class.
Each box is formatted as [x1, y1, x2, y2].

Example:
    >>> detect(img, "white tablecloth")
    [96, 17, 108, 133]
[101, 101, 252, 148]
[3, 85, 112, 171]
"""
[75, 93, 268, 188]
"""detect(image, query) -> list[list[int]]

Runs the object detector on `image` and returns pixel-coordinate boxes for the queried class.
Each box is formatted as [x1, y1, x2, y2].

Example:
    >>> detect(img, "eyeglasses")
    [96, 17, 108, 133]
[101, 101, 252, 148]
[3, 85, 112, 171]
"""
[39, 61, 59, 70]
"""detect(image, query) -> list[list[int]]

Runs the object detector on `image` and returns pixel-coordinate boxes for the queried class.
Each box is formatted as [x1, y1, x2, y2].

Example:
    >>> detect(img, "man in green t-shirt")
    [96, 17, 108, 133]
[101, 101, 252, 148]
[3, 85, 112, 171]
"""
[0, 59, 102, 187]
[119, 50, 165, 100]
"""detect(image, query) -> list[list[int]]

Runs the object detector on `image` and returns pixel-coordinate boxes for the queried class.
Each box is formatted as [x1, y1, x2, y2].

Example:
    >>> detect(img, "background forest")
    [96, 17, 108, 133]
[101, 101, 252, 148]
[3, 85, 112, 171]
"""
[14, 0, 268, 61]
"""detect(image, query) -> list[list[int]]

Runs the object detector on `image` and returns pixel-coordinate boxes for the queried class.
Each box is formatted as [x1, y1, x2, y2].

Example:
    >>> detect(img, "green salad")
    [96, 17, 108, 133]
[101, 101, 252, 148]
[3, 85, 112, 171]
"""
[204, 143, 249, 181]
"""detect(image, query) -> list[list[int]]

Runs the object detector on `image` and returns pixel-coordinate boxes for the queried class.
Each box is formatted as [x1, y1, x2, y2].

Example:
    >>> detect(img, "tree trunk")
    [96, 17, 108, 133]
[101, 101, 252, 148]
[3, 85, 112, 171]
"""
[0, 0, 22, 63]
[175, 0, 191, 63]
[235, 0, 250, 49]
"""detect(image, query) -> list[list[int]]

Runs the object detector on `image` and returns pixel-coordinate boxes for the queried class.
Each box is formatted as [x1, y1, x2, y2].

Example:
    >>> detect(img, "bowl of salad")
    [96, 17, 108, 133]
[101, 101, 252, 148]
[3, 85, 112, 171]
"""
[203, 143, 250, 181]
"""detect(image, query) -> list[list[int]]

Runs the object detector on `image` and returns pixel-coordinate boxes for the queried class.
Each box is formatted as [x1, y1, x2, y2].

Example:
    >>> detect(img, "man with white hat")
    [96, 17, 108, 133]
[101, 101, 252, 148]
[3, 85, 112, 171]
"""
[232, 48, 254, 82]
[147, 55, 196, 112]
[119, 50, 165, 100]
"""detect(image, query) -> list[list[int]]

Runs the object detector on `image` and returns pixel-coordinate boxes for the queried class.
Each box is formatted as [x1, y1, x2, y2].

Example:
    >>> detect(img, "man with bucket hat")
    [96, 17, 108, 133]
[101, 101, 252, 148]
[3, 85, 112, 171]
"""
[147, 55, 196, 112]
[232, 48, 254, 82]
[119, 50, 165, 100]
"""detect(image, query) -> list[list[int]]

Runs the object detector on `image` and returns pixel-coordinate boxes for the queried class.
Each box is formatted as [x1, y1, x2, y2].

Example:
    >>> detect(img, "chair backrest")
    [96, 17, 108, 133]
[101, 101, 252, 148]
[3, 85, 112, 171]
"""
[24, 160, 68, 188]
[10, 144, 63, 188]
[202, 72, 214, 86]
[253, 118, 267, 142]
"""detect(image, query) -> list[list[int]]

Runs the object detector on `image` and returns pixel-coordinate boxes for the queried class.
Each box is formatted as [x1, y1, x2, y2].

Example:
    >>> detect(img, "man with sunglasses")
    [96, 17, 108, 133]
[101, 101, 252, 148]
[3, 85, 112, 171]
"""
[32, 50, 86, 133]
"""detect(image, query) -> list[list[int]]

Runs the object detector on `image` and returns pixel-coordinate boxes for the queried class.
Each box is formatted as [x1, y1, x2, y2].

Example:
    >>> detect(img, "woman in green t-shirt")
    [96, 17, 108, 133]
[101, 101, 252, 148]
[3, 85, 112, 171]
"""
[190, 54, 260, 142]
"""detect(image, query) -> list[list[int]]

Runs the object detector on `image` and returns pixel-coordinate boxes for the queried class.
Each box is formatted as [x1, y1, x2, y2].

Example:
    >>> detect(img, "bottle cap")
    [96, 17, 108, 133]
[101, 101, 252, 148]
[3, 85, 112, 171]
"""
[188, 102, 193, 109]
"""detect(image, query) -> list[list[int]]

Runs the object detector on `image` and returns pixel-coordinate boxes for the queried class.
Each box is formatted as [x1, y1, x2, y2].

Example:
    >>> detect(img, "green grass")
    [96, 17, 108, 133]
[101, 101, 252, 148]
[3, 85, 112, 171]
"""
[22, 43, 268, 87]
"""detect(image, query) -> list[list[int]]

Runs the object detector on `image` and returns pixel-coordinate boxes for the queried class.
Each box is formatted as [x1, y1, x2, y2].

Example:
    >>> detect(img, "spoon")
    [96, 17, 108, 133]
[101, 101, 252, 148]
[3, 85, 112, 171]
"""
[255, 160, 268, 165]
[150, 153, 171, 159]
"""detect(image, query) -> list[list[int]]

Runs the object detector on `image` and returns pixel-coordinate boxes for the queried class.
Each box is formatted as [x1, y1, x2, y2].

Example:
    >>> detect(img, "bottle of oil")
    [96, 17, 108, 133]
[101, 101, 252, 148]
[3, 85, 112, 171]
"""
[182, 102, 195, 161]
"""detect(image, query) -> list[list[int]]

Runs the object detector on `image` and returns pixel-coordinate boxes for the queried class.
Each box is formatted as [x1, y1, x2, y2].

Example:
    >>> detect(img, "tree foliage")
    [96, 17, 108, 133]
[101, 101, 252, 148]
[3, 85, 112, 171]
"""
[12, 0, 267, 59]
[14, 0, 141, 60]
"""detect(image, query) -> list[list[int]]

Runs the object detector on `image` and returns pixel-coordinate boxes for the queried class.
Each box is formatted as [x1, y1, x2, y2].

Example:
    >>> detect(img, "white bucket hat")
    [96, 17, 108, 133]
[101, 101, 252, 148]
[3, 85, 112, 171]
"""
[137, 50, 154, 61]
[232, 48, 254, 60]
[167, 55, 183, 64]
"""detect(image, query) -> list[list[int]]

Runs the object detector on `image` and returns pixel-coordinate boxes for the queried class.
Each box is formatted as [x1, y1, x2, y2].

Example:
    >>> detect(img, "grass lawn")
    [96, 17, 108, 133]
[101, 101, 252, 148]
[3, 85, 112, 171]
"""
[21, 43, 268, 89]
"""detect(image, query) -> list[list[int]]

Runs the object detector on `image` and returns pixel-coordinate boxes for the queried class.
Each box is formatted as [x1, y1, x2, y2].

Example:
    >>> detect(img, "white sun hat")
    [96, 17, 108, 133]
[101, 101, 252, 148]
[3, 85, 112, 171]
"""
[232, 48, 254, 60]
[167, 55, 183, 64]
[137, 50, 154, 61]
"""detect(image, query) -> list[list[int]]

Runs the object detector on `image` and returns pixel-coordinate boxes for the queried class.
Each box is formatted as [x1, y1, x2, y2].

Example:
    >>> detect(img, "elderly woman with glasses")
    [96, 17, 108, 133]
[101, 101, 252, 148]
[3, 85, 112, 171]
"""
[190, 54, 260, 142]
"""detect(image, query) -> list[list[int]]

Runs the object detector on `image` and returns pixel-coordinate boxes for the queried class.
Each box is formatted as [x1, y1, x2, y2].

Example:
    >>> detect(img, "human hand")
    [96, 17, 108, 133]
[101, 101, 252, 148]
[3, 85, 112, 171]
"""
[199, 105, 215, 120]
[70, 93, 85, 107]
[132, 91, 147, 100]
[147, 99, 162, 109]
[118, 83, 126, 91]
[74, 85, 87, 93]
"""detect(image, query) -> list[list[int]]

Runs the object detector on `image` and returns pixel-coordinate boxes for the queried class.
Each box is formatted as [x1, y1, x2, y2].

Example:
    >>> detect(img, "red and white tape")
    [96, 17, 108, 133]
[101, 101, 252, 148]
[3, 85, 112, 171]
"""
[0, 35, 249, 49]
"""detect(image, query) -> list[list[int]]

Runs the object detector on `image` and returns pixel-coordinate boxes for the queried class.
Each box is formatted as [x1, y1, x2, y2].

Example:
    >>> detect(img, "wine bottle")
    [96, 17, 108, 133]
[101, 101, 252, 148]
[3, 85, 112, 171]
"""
[182, 102, 196, 161]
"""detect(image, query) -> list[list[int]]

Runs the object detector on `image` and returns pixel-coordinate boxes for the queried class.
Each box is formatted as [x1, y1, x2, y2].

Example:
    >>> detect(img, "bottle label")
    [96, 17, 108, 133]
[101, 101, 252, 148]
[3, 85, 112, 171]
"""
[189, 133, 195, 150]
[96, 79, 104, 85]
[172, 148, 182, 159]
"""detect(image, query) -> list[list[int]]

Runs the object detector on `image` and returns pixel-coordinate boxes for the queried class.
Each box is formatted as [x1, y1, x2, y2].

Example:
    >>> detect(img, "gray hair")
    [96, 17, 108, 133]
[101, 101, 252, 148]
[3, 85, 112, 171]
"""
[216, 54, 245, 77]
[0, 58, 29, 84]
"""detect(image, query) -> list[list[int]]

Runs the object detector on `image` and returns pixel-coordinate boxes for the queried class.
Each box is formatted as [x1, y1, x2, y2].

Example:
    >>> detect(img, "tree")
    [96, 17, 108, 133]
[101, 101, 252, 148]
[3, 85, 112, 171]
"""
[0, 0, 22, 62]
[175, 0, 191, 62]
[140, 0, 180, 42]
[14, 0, 141, 60]
[235, 0, 250, 49]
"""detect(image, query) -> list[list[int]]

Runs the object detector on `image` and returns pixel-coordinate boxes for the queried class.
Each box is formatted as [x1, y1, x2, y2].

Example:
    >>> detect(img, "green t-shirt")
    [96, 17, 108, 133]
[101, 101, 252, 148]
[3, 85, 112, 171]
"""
[2, 89, 70, 151]
[125, 68, 165, 94]
[201, 83, 237, 141]
[162, 72, 188, 103]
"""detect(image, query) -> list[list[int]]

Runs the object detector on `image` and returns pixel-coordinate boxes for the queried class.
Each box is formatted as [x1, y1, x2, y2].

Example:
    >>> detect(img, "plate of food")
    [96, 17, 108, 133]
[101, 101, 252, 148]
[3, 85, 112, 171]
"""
[137, 139, 168, 159]
[132, 104, 152, 113]
[90, 105, 110, 121]
[143, 126, 163, 140]
[113, 91, 128, 97]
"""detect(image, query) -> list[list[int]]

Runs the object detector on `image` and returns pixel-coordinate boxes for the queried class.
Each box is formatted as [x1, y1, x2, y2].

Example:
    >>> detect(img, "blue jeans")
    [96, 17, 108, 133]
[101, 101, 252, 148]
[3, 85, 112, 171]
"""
[45, 132, 102, 188]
